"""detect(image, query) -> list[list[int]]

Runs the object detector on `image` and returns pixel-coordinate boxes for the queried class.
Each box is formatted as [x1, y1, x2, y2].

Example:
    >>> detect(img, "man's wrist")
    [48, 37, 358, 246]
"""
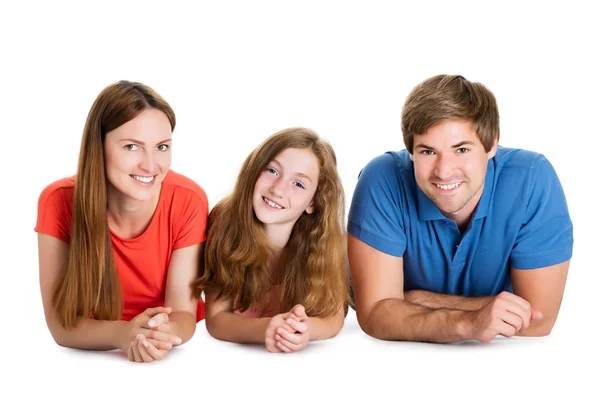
[450, 309, 473, 341]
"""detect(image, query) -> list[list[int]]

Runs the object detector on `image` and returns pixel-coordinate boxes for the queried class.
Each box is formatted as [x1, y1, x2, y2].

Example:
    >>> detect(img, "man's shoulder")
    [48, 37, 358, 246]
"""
[494, 146, 548, 171]
[361, 149, 412, 175]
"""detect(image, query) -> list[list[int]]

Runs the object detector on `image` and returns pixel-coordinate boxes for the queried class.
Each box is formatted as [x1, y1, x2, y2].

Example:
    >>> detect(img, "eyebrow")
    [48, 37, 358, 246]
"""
[414, 141, 475, 151]
[270, 159, 313, 183]
[120, 138, 172, 145]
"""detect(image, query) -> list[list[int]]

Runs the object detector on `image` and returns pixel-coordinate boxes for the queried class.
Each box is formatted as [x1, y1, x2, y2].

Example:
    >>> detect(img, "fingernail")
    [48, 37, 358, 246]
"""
[148, 320, 155, 327]
[174, 337, 182, 345]
[143, 341, 149, 348]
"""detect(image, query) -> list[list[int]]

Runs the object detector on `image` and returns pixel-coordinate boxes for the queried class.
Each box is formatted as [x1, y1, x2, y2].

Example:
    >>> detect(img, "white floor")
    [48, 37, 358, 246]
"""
[9, 304, 596, 400]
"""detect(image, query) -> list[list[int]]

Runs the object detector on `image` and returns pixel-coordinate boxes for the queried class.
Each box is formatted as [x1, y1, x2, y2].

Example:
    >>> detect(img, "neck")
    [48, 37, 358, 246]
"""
[262, 221, 294, 256]
[106, 184, 161, 238]
[443, 183, 485, 233]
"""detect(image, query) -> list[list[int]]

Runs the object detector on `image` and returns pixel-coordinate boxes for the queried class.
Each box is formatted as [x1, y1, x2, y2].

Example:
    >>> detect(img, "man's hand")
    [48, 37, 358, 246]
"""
[467, 292, 543, 342]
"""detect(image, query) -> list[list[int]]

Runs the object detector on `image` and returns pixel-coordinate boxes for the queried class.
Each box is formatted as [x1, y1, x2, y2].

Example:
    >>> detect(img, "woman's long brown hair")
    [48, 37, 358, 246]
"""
[54, 80, 176, 329]
[194, 128, 349, 317]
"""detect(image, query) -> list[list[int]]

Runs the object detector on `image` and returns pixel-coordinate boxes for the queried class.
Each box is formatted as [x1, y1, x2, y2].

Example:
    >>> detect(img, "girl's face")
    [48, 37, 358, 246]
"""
[103, 108, 172, 203]
[253, 147, 320, 229]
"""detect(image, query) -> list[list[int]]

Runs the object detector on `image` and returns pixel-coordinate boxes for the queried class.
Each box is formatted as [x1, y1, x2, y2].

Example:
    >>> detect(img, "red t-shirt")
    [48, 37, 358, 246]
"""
[35, 170, 208, 322]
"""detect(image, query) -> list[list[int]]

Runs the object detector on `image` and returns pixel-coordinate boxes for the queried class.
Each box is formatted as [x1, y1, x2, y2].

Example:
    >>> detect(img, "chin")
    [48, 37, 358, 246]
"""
[124, 185, 160, 201]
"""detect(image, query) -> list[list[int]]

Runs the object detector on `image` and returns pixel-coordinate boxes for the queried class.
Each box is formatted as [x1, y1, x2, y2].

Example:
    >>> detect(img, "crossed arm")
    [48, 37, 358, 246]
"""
[348, 234, 569, 343]
[204, 288, 345, 352]
[38, 233, 199, 355]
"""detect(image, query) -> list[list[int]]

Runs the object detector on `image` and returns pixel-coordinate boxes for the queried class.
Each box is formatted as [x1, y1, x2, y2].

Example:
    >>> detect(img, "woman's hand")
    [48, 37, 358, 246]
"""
[126, 333, 173, 362]
[117, 306, 182, 360]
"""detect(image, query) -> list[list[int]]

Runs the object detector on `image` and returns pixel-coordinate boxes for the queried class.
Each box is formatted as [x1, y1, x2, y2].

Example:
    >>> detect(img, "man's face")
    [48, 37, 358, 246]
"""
[410, 120, 497, 224]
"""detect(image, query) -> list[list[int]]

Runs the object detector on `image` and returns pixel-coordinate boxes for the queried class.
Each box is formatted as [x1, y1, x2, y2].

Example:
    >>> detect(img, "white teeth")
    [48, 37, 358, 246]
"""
[436, 183, 459, 190]
[132, 175, 154, 183]
[263, 197, 283, 209]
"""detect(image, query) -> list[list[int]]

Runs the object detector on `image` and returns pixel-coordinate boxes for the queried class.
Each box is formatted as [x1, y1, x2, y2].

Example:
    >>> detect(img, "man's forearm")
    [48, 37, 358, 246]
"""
[363, 298, 473, 343]
[404, 290, 493, 311]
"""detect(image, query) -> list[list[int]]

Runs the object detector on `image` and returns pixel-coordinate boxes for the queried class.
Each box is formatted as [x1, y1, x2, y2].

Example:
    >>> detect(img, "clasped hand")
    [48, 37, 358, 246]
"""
[120, 306, 182, 362]
[265, 304, 310, 353]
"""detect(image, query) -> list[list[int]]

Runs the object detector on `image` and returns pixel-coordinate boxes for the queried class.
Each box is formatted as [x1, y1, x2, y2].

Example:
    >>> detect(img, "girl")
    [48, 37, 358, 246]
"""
[35, 81, 208, 362]
[194, 127, 349, 353]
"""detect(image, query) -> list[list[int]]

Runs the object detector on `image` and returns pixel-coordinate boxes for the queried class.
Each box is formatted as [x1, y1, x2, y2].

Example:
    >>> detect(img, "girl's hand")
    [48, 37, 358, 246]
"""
[275, 304, 309, 353]
[265, 311, 295, 353]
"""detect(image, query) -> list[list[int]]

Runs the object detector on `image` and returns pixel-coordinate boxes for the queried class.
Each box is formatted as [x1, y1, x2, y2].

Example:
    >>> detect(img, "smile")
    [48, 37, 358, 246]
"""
[263, 196, 284, 209]
[435, 182, 461, 190]
[130, 175, 155, 184]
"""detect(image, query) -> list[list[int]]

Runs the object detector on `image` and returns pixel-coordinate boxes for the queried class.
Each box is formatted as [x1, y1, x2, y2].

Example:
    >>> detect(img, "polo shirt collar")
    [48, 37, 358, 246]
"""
[416, 157, 495, 221]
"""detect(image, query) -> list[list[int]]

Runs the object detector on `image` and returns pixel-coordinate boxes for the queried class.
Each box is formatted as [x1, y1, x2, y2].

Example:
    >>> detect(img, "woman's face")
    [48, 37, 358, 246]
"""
[103, 108, 172, 202]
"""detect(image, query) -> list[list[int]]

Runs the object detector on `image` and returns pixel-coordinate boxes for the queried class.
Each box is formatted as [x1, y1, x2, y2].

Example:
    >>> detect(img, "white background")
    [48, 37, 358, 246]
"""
[2, 1, 598, 398]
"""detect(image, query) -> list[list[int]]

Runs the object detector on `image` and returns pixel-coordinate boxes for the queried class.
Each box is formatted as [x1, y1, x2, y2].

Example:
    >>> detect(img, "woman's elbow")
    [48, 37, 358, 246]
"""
[48, 327, 71, 348]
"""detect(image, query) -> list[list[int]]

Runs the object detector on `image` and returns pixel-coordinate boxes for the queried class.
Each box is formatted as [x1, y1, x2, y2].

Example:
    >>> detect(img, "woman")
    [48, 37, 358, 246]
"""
[193, 127, 349, 353]
[35, 80, 208, 362]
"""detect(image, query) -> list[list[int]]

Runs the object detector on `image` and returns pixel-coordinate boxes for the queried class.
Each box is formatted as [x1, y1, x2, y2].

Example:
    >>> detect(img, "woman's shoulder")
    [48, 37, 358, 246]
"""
[161, 170, 209, 217]
[38, 176, 76, 203]
[162, 170, 207, 199]
[36, 176, 76, 239]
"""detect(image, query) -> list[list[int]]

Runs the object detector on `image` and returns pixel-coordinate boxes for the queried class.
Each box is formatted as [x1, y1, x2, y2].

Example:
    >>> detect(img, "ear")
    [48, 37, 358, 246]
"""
[487, 138, 499, 159]
[305, 202, 314, 215]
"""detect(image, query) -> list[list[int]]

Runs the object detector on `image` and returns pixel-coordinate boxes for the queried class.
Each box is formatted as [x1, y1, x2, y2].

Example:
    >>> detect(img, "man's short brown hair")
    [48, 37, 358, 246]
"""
[401, 74, 499, 154]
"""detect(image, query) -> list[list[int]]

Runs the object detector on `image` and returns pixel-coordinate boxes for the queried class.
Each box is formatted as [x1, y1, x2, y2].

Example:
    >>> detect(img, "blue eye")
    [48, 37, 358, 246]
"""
[293, 182, 306, 190]
[456, 148, 469, 154]
[266, 167, 278, 175]
[421, 150, 435, 155]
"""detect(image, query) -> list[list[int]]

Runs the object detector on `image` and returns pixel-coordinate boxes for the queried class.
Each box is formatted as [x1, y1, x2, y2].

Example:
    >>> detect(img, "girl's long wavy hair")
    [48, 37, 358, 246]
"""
[194, 127, 349, 317]
[54, 80, 176, 329]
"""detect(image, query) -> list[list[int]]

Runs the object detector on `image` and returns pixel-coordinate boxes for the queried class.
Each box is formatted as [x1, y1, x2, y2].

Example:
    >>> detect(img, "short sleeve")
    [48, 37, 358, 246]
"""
[510, 155, 573, 269]
[347, 153, 407, 257]
[34, 183, 72, 243]
[173, 187, 209, 250]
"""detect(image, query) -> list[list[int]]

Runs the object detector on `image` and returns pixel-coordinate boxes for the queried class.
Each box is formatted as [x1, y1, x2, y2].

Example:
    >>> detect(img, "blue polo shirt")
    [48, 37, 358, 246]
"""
[347, 146, 573, 296]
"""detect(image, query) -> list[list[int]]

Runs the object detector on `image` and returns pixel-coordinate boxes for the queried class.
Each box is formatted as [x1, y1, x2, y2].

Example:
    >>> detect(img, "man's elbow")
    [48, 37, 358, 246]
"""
[356, 305, 388, 340]
[520, 319, 557, 337]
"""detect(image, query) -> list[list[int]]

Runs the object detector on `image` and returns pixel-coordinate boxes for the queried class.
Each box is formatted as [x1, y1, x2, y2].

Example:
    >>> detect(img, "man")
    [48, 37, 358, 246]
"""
[347, 74, 573, 343]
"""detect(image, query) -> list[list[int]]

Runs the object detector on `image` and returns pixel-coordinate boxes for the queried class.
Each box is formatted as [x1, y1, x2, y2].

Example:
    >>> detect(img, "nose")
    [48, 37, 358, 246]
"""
[434, 153, 455, 180]
[269, 177, 285, 198]
[139, 151, 156, 174]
